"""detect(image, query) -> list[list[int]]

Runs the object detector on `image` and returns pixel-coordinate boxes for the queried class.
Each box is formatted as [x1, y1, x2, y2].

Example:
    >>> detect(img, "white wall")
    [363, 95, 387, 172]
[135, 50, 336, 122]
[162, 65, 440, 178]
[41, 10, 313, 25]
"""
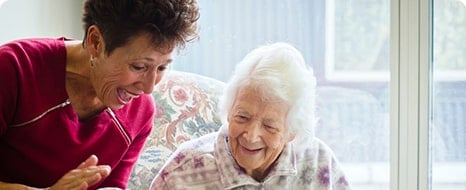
[0, 0, 83, 44]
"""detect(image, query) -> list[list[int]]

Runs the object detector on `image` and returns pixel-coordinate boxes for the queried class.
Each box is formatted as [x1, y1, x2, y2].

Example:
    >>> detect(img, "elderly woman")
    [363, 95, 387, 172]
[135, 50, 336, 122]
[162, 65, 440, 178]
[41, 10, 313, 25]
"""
[150, 42, 351, 189]
[0, 0, 199, 189]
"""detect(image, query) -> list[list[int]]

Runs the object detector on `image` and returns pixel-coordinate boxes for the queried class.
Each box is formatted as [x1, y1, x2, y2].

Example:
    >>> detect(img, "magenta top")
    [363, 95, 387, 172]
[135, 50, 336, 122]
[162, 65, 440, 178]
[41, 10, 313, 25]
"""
[0, 38, 155, 189]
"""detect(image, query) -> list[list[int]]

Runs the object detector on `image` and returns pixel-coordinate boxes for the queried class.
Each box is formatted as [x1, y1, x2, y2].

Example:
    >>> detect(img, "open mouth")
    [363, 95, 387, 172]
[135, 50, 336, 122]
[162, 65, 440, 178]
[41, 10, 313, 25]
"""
[117, 88, 140, 104]
[241, 146, 262, 155]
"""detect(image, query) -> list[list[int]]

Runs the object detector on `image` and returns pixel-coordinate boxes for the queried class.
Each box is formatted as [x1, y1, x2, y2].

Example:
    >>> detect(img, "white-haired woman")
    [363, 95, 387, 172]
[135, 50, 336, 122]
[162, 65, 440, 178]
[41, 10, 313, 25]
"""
[150, 42, 351, 190]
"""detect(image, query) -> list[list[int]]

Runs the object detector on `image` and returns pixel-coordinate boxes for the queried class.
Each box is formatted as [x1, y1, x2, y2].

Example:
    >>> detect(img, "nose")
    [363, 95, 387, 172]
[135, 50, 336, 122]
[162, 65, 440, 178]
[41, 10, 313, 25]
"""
[140, 72, 160, 94]
[242, 121, 262, 143]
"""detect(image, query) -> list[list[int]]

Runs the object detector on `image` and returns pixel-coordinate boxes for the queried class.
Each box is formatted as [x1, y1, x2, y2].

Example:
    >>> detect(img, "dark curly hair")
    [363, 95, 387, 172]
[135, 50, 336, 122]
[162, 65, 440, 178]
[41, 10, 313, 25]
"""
[82, 0, 199, 55]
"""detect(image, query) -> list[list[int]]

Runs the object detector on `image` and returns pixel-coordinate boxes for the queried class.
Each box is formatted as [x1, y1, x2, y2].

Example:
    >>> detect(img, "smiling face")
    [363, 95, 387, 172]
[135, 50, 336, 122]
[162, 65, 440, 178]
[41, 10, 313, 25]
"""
[90, 33, 173, 110]
[227, 87, 295, 181]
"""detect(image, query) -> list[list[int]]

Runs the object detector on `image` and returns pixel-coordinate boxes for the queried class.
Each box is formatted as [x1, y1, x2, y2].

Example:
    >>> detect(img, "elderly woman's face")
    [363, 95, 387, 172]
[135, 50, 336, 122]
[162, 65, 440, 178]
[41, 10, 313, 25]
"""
[228, 87, 294, 179]
[91, 34, 173, 110]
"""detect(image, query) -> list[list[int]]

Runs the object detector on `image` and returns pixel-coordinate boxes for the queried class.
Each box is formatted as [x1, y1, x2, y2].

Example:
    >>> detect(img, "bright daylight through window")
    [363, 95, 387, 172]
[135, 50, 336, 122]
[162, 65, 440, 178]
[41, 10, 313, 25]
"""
[432, 0, 466, 189]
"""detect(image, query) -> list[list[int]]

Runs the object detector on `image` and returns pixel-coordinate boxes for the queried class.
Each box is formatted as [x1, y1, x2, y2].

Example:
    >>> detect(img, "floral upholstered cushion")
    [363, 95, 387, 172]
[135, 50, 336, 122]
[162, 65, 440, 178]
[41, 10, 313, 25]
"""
[127, 71, 225, 189]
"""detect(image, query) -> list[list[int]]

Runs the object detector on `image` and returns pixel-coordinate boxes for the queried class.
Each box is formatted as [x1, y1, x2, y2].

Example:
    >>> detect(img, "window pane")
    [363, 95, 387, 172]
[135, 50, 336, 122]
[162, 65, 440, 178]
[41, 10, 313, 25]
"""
[173, 1, 390, 189]
[432, 0, 466, 189]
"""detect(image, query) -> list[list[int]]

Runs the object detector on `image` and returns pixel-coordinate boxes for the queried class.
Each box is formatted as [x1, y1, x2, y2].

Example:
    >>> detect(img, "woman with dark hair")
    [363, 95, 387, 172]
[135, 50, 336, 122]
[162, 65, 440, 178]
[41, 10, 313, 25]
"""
[0, 0, 199, 189]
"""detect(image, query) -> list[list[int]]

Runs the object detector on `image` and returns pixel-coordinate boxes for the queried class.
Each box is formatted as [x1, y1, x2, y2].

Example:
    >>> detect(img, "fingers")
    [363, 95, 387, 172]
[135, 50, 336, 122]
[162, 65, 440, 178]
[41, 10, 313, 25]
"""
[49, 155, 111, 190]
[50, 166, 111, 190]
[76, 155, 111, 184]
[80, 165, 111, 186]
[78, 154, 99, 169]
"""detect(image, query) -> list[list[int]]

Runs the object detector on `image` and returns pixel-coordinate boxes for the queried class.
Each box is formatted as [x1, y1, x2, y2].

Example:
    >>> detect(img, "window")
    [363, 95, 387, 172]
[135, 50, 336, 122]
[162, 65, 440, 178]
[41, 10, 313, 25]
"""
[432, 0, 466, 189]
[394, 0, 465, 189]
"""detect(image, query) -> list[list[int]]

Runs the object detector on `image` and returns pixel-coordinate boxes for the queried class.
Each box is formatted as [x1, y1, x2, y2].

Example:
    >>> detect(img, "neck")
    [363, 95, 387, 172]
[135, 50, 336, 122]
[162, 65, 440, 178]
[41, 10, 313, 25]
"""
[64, 40, 105, 120]
[65, 40, 91, 77]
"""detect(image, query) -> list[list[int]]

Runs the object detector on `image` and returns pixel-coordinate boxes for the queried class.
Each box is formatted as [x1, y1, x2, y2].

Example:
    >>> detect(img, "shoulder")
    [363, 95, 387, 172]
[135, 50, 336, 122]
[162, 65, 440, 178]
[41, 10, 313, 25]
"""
[294, 137, 341, 169]
[294, 138, 351, 189]
[177, 132, 217, 153]
[125, 94, 155, 115]
[161, 132, 218, 172]
[0, 37, 67, 82]
[123, 94, 155, 126]
[0, 38, 66, 57]
[115, 94, 155, 132]
[313, 137, 337, 156]
[0, 38, 66, 72]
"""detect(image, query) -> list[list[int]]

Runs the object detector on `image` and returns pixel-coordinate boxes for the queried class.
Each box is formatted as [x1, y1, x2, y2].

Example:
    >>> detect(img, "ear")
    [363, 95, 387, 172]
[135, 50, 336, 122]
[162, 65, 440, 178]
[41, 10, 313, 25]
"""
[85, 25, 103, 57]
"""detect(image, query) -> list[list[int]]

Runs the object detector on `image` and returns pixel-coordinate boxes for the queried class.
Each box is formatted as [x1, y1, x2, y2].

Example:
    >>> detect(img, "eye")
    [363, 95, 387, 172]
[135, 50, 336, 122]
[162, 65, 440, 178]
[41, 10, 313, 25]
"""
[263, 124, 279, 133]
[234, 115, 249, 122]
[130, 64, 147, 72]
[264, 125, 275, 129]
[157, 65, 168, 72]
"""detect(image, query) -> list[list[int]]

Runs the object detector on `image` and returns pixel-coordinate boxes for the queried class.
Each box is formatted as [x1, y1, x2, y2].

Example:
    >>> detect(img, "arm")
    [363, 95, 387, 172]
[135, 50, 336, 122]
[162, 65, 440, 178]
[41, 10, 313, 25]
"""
[0, 42, 29, 190]
[0, 43, 18, 137]
[330, 157, 352, 190]
[0, 182, 39, 190]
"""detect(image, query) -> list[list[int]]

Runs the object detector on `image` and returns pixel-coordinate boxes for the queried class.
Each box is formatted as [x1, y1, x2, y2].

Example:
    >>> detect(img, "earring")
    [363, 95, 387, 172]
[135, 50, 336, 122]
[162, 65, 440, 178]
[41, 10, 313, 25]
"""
[90, 56, 95, 67]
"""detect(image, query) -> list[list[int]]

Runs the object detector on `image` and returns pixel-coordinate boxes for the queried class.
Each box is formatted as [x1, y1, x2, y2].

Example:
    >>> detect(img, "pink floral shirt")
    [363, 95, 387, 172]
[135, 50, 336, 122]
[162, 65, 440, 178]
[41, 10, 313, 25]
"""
[150, 126, 351, 190]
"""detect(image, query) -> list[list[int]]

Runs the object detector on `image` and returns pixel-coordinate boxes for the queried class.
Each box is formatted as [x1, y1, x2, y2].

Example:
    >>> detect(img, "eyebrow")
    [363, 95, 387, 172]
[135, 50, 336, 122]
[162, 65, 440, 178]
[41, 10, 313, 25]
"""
[262, 118, 278, 125]
[233, 108, 248, 115]
[133, 57, 173, 65]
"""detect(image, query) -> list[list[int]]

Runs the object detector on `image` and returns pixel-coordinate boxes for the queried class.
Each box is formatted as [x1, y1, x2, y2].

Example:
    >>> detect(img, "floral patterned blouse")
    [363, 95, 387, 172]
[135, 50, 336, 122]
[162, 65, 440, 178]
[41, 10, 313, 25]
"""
[150, 125, 351, 190]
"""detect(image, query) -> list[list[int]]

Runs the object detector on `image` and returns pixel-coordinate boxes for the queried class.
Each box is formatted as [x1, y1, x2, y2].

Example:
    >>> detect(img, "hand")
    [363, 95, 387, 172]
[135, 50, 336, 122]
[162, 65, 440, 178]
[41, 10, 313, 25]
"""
[48, 155, 111, 190]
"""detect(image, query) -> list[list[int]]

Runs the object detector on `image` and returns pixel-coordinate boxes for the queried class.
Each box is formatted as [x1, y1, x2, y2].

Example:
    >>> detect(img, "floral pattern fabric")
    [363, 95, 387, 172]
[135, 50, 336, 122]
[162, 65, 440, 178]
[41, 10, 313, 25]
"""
[128, 71, 225, 190]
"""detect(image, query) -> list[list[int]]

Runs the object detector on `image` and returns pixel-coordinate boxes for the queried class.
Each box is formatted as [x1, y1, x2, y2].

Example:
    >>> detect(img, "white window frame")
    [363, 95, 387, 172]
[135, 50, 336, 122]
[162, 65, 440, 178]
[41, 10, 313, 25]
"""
[391, 0, 431, 189]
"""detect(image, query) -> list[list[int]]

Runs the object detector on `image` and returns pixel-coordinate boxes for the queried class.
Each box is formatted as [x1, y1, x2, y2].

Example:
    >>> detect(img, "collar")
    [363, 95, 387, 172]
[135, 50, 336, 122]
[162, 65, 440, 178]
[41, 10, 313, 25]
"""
[214, 125, 297, 189]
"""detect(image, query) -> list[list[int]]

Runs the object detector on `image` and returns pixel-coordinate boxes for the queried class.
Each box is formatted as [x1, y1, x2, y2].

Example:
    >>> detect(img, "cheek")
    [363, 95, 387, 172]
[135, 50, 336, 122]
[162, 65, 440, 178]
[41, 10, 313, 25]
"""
[105, 69, 139, 86]
[97, 64, 124, 80]
[98, 74, 128, 91]
[227, 128, 239, 155]
[228, 123, 243, 139]
[264, 136, 286, 150]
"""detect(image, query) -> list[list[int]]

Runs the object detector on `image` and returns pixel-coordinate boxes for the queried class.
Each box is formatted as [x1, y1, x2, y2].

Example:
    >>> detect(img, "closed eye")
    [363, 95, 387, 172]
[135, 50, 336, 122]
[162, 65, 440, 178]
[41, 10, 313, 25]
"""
[263, 124, 279, 133]
[235, 115, 249, 122]
[264, 125, 276, 130]
[130, 64, 147, 72]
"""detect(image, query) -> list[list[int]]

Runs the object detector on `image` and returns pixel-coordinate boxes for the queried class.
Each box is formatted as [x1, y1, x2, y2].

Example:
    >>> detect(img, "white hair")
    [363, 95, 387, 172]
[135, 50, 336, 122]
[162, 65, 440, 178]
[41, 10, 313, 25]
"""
[219, 42, 317, 146]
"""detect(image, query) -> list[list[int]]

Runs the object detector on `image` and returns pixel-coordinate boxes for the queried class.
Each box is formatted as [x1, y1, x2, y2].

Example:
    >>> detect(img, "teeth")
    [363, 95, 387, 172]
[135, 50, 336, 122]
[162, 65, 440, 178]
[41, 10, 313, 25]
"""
[126, 91, 139, 99]
[118, 89, 131, 102]
[123, 92, 131, 101]
[118, 88, 140, 103]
